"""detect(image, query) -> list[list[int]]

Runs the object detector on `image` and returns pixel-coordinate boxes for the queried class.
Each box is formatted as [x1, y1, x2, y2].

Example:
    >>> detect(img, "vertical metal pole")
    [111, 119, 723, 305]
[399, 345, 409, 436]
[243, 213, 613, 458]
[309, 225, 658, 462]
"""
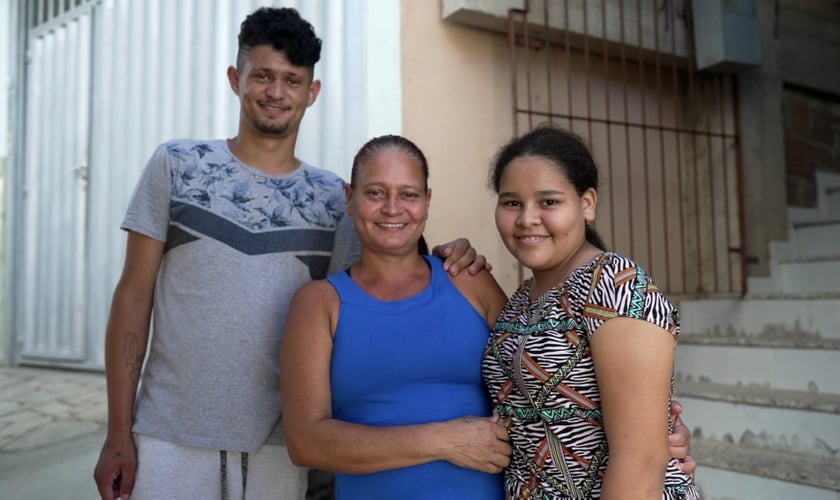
[583, 0, 592, 139]
[564, 0, 573, 131]
[684, 0, 704, 294]
[523, 4, 534, 130]
[638, 0, 652, 267]
[670, 0, 688, 294]
[654, 0, 673, 289]
[602, 0, 616, 249]
[732, 78, 748, 296]
[703, 78, 720, 292]
[543, 0, 553, 120]
[508, 8, 520, 137]
[718, 75, 735, 292]
[620, 0, 635, 257]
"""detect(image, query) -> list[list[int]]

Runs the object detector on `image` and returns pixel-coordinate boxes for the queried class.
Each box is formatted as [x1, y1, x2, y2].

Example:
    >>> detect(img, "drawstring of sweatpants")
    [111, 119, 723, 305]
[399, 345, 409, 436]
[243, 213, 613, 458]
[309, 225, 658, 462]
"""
[220, 450, 249, 500]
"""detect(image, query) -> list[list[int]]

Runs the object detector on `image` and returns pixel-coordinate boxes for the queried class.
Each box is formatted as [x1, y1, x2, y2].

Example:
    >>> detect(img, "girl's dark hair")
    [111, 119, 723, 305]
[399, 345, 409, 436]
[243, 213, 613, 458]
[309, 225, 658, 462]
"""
[490, 124, 608, 251]
[351, 135, 430, 191]
[237, 7, 322, 70]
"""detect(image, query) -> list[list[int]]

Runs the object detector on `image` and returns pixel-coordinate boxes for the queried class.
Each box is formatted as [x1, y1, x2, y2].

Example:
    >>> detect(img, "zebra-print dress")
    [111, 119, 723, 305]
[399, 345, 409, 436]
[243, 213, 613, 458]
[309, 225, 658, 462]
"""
[482, 252, 700, 499]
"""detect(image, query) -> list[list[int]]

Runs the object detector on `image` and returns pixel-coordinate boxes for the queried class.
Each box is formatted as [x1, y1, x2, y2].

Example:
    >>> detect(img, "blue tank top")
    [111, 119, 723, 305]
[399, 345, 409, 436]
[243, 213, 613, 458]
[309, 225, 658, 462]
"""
[327, 255, 503, 499]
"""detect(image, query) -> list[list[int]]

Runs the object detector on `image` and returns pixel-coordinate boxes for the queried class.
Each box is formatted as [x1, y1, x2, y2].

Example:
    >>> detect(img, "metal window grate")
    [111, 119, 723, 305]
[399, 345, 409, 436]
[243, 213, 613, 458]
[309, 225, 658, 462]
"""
[26, 0, 95, 31]
[507, 0, 744, 298]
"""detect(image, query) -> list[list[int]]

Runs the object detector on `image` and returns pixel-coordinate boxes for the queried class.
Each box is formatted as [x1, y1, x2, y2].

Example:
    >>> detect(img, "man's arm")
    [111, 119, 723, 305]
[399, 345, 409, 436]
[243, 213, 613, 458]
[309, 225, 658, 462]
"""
[668, 400, 697, 477]
[431, 238, 490, 276]
[93, 231, 164, 500]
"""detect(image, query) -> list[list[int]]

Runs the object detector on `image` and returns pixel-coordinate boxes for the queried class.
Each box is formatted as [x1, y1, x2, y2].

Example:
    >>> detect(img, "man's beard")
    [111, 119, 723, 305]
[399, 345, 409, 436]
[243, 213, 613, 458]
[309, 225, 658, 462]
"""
[254, 118, 290, 137]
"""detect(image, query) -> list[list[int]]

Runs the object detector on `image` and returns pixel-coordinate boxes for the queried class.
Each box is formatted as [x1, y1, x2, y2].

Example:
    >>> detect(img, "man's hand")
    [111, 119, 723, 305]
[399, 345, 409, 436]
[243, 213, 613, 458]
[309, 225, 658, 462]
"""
[432, 238, 491, 276]
[668, 400, 697, 478]
[93, 434, 137, 500]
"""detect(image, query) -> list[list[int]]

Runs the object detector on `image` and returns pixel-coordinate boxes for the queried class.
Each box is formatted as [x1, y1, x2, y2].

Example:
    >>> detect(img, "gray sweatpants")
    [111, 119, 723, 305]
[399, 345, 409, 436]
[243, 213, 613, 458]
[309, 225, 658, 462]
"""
[130, 433, 308, 500]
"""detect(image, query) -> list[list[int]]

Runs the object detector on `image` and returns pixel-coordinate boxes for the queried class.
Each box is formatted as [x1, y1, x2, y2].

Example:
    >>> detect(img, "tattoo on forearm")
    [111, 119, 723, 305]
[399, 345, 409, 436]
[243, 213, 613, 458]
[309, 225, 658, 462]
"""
[124, 331, 143, 390]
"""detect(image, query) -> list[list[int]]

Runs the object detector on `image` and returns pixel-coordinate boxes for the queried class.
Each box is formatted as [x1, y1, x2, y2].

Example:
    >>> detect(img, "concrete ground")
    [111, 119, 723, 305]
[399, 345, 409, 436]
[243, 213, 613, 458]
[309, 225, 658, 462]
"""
[0, 366, 334, 500]
[0, 366, 106, 500]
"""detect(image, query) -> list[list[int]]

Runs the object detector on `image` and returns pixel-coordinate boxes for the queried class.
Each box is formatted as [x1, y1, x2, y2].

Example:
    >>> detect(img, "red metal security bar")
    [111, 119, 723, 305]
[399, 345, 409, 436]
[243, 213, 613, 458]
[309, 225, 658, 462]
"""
[507, 0, 745, 298]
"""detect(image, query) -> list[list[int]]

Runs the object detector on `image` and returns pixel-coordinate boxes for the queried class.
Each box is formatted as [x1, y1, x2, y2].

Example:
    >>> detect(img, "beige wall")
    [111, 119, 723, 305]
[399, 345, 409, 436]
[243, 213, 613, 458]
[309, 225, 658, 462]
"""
[400, 0, 522, 294]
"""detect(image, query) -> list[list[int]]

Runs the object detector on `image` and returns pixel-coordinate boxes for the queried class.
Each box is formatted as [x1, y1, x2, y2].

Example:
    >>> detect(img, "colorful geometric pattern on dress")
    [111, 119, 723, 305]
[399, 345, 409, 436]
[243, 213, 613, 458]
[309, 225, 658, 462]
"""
[482, 252, 699, 499]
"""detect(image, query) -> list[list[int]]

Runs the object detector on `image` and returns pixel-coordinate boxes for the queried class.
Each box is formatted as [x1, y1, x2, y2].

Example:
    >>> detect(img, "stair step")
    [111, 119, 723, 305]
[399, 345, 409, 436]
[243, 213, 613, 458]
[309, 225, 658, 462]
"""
[784, 196, 840, 258]
[744, 291, 840, 300]
[675, 380, 840, 414]
[775, 257, 840, 294]
[789, 218, 840, 259]
[778, 254, 840, 264]
[828, 186, 840, 218]
[680, 332, 840, 349]
[680, 297, 840, 340]
[791, 217, 840, 229]
[676, 341, 840, 393]
[674, 385, 840, 458]
[747, 255, 840, 295]
[693, 438, 840, 493]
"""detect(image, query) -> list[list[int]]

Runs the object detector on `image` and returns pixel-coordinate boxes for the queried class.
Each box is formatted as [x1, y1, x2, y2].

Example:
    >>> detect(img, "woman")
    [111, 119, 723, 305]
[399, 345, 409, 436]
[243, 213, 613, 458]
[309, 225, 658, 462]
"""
[482, 125, 700, 498]
[281, 135, 510, 499]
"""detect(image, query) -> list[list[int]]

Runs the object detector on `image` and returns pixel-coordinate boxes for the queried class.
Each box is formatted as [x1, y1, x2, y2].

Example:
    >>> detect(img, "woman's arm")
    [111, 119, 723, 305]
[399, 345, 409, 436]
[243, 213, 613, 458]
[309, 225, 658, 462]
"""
[280, 281, 510, 474]
[590, 317, 675, 500]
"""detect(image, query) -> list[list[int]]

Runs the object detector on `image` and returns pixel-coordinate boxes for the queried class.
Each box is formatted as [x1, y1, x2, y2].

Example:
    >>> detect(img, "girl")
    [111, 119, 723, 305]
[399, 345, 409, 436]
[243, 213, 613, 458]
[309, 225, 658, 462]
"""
[482, 125, 700, 499]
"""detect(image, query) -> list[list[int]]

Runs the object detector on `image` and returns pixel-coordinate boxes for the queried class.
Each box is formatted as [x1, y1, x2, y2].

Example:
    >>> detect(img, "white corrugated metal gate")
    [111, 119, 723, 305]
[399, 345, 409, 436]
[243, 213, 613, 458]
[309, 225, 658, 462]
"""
[9, 0, 401, 369]
[18, 1, 93, 365]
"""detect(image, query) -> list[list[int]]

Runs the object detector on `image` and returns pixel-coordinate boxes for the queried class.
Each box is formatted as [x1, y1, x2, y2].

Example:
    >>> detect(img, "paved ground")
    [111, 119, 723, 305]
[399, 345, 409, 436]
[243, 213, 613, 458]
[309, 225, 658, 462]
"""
[0, 365, 334, 500]
[0, 366, 106, 499]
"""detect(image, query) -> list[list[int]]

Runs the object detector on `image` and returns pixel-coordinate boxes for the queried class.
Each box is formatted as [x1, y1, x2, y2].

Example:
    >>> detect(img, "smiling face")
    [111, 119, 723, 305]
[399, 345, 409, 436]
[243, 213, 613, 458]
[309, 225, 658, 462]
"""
[495, 154, 597, 281]
[348, 148, 431, 257]
[227, 44, 320, 139]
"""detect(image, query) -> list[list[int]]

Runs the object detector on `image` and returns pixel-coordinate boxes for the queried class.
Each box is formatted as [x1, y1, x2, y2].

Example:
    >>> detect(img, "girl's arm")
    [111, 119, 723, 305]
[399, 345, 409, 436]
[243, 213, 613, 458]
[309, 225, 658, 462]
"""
[591, 317, 675, 500]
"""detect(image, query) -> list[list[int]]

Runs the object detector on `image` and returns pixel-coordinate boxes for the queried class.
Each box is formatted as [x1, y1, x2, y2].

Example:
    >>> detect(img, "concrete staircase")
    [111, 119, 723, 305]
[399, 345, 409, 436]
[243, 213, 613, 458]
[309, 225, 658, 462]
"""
[675, 171, 840, 500]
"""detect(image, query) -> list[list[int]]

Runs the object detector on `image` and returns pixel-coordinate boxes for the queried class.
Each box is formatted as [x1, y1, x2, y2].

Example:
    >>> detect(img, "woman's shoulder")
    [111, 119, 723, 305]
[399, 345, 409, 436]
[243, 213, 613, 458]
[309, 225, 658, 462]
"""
[442, 258, 507, 324]
[293, 278, 340, 304]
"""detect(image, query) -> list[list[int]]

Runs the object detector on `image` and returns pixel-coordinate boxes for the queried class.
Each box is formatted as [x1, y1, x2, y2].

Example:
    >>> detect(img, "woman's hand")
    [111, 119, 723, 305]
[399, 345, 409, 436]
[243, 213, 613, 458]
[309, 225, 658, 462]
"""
[437, 415, 511, 473]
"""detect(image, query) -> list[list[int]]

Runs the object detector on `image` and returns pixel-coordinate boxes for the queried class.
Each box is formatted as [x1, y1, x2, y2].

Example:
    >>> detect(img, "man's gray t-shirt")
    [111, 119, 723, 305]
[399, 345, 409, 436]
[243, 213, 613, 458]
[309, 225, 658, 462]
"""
[122, 139, 359, 452]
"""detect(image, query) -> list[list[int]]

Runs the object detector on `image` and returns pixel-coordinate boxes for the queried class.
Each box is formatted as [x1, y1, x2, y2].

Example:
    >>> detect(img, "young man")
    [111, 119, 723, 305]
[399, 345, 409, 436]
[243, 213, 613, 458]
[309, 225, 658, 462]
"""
[92, 7, 483, 500]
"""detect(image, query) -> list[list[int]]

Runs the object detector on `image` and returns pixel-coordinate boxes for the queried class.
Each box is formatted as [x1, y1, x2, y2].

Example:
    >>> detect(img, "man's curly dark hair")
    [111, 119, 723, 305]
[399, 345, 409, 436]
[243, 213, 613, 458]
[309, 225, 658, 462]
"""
[237, 7, 322, 71]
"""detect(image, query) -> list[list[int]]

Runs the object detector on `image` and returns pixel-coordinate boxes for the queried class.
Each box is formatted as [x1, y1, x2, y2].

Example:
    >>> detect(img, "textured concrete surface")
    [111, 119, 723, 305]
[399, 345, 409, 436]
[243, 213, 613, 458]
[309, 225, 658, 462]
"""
[0, 366, 335, 500]
[0, 366, 106, 499]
